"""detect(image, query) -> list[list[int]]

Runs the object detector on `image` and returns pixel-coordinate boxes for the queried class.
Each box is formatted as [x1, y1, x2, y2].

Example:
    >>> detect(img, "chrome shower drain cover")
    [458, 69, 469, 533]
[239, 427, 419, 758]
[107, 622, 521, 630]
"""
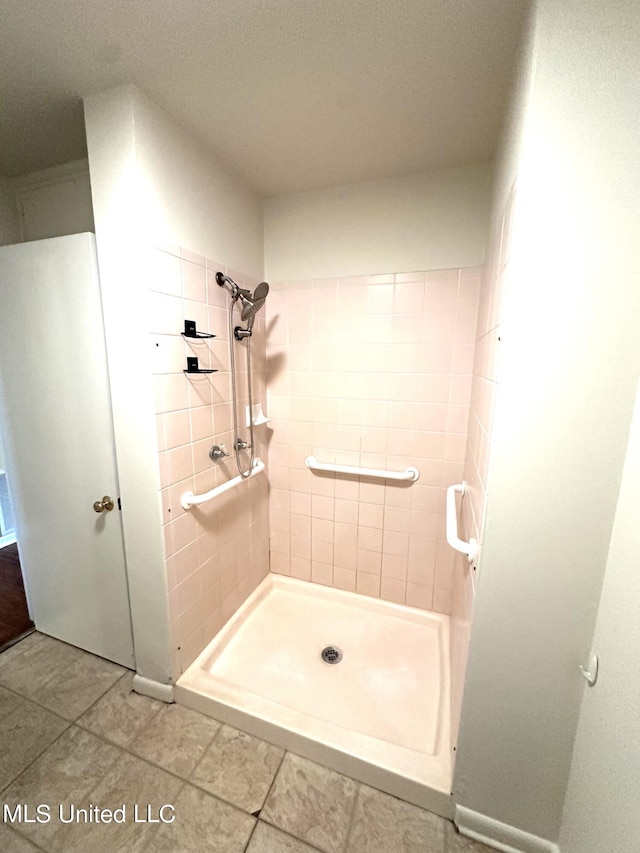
[321, 646, 343, 665]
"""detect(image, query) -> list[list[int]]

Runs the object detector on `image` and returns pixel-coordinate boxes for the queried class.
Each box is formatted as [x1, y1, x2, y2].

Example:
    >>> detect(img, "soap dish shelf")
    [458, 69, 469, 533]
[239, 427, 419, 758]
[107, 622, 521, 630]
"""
[184, 356, 217, 375]
[245, 404, 270, 427]
[182, 320, 216, 339]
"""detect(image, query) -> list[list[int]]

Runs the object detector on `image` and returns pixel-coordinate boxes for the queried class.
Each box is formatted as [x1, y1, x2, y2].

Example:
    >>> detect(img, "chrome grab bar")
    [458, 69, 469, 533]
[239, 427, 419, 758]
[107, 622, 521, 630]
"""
[305, 456, 419, 482]
[446, 482, 478, 564]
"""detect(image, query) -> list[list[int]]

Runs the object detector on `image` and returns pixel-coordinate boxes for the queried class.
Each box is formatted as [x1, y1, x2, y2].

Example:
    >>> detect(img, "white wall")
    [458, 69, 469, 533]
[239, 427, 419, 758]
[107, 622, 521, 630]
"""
[558, 377, 640, 852]
[455, 0, 640, 846]
[84, 85, 263, 684]
[264, 164, 492, 281]
[2, 161, 95, 246]
[133, 95, 263, 276]
[84, 87, 170, 683]
[449, 6, 538, 754]
[0, 176, 20, 245]
[487, 6, 536, 246]
[10, 160, 94, 241]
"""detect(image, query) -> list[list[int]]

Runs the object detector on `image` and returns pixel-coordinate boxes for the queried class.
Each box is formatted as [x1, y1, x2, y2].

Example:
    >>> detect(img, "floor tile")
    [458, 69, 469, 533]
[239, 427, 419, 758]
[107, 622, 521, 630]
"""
[248, 820, 323, 853]
[0, 630, 45, 670]
[1, 725, 123, 849]
[144, 783, 256, 852]
[445, 821, 499, 852]
[0, 823, 42, 853]
[347, 784, 446, 853]
[49, 656, 127, 721]
[0, 634, 125, 720]
[0, 684, 24, 721]
[129, 701, 221, 778]
[51, 750, 184, 853]
[0, 634, 88, 691]
[262, 753, 358, 853]
[78, 671, 164, 746]
[0, 631, 474, 853]
[192, 724, 284, 813]
[0, 698, 68, 790]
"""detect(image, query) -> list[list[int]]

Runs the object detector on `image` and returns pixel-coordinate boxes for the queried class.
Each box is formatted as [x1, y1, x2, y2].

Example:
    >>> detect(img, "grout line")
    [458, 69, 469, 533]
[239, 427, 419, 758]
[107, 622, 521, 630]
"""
[0, 656, 126, 727]
[0, 630, 45, 665]
[0, 717, 72, 799]
[139, 779, 189, 851]
[251, 817, 327, 853]
[5, 822, 50, 853]
[75, 722, 185, 790]
[0, 685, 72, 728]
[74, 668, 136, 724]
[256, 814, 327, 853]
[54, 728, 133, 823]
[257, 749, 356, 853]
[180, 713, 224, 781]
[257, 744, 287, 816]
[73, 718, 263, 823]
[242, 818, 260, 853]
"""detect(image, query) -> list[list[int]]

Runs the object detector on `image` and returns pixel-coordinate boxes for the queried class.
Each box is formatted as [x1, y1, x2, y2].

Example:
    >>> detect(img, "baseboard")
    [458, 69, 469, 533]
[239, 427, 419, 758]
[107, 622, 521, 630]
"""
[455, 806, 560, 853]
[132, 674, 174, 703]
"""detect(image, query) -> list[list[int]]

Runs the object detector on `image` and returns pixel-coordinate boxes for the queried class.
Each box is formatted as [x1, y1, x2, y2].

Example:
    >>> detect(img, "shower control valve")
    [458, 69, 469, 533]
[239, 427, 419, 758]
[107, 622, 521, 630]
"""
[209, 444, 230, 461]
[234, 437, 252, 452]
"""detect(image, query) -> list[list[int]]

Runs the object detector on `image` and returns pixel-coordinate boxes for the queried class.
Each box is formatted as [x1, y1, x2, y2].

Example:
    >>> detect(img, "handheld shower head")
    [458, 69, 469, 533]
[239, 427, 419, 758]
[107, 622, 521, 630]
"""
[239, 281, 270, 330]
[253, 281, 270, 301]
[218, 272, 270, 335]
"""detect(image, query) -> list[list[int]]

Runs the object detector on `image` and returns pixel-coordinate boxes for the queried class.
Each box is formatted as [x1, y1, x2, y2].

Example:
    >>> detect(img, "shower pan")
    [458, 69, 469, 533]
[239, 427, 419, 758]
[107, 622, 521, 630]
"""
[176, 574, 453, 818]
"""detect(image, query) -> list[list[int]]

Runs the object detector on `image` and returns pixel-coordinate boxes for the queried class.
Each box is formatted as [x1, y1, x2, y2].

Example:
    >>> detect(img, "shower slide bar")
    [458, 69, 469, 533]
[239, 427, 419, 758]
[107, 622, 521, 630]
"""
[446, 482, 478, 565]
[305, 456, 420, 482]
[181, 459, 265, 509]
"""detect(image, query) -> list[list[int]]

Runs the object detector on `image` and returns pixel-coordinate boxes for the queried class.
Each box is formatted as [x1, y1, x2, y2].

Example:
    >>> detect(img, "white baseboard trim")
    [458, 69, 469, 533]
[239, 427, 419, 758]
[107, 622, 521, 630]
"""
[132, 674, 174, 703]
[455, 806, 560, 853]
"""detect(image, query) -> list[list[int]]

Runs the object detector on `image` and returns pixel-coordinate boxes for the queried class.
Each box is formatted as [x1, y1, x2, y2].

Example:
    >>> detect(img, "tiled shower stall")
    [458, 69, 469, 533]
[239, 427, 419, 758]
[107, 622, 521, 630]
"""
[142, 226, 485, 813]
[149, 244, 482, 675]
[266, 269, 481, 614]
[163, 259, 485, 812]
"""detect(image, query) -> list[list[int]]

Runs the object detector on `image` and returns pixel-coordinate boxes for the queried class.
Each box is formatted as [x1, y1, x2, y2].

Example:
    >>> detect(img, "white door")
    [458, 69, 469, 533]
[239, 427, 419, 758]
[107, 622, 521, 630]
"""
[0, 233, 135, 667]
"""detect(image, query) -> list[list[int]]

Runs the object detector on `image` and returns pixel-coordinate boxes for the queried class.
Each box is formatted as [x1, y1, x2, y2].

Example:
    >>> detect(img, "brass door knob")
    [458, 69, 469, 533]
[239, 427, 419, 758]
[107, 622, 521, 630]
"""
[93, 496, 115, 513]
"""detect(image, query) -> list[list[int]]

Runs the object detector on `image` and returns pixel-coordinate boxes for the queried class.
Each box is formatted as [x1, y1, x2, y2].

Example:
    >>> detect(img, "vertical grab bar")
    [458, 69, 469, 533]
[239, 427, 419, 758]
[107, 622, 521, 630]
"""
[446, 482, 478, 565]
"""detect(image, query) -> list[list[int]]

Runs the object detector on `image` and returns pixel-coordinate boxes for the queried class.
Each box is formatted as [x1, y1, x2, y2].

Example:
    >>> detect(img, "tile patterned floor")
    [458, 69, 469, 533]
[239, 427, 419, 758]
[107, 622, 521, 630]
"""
[0, 633, 498, 853]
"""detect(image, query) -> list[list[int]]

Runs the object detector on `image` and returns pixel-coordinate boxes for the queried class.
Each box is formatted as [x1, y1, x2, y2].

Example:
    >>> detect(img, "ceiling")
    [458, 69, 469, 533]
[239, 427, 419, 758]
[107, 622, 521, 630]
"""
[0, 0, 528, 197]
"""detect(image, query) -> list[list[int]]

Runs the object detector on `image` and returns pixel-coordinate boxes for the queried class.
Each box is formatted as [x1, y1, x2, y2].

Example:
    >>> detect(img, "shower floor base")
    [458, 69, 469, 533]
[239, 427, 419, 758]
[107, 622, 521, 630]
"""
[175, 574, 453, 817]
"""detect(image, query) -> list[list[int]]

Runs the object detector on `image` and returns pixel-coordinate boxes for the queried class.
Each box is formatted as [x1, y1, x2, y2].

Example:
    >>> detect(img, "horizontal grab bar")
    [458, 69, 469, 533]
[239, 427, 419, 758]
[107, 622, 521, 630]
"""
[181, 459, 265, 509]
[305, 456, 419, 482]
[446, 482, 478, 564]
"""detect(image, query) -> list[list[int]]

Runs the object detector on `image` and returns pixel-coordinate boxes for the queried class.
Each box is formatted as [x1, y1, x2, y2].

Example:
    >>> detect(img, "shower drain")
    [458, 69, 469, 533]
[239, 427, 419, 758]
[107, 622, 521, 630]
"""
[321, 646, 343, 665]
